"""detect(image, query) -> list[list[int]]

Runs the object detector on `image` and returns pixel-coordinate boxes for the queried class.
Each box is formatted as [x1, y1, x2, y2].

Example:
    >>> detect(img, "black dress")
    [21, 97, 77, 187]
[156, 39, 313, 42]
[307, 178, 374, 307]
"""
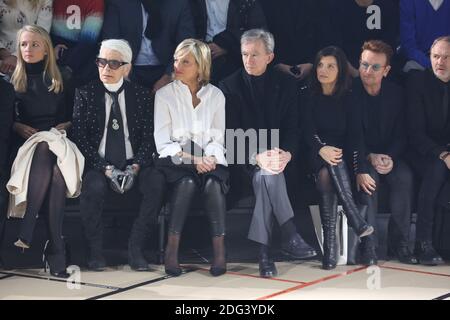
[302, 90, 354, 173]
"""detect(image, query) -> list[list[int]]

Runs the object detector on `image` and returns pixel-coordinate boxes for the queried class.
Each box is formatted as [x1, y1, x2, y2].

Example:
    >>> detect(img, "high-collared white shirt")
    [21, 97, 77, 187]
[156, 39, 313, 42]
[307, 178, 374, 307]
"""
[98, 78, 134, 160]
[205, 0, 230, 42]
[154, 80, 227, 166]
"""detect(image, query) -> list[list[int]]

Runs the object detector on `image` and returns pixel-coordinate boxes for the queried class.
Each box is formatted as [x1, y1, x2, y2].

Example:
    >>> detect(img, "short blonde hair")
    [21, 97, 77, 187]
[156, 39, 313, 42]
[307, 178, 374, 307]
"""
[173, 39, 211, 86]
[11, 25, 63, 93]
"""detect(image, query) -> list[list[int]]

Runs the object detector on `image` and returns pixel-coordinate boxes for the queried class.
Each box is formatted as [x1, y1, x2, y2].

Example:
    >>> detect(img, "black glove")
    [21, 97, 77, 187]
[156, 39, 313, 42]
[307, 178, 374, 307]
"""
[121, 165, 137, 193]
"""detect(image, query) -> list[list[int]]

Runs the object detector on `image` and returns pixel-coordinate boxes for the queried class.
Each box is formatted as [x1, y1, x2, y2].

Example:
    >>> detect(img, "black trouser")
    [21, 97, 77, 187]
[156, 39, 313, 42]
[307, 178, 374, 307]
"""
[358, 159, 414, 247]
[415, 157, 449, 242]
[80, 167, 167, 251]
[168, 176, 226, 237]
[0, 174, 8, 259]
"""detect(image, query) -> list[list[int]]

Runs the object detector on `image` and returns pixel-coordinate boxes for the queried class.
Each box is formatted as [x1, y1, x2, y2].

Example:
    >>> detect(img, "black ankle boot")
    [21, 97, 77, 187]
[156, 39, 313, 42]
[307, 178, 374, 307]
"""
[328, 163, 374, 237]
[128, 224, 150, 271]
[259, 253, 277, 278]
[320, 192, 338, 270]
[360, 238, 378, 266]
[414, 241, 444, 266]
[43, 240, 70, 279]
[388, 242, 418, 265]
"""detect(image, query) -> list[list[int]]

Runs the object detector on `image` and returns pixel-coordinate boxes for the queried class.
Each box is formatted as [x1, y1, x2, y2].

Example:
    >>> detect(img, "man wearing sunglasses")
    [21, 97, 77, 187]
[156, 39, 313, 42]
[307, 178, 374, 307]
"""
[102, 0, 195, 93]
[72, 39, 166, 271]
[351, 40, 417, 266]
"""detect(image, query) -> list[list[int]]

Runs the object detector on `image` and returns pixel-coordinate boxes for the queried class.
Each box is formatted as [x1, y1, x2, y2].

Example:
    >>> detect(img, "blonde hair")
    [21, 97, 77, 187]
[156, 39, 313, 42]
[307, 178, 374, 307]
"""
[173, 39, 211, 86]
[4, 0, 42, 10]
[11, 25, 63, 94]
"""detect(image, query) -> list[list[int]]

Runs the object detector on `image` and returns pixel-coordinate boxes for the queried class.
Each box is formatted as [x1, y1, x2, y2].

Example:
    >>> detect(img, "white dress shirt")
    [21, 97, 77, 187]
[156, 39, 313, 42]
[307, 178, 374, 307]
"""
[154, 80, 227, 166]
[98, 78, 134, 160]
[205, 0, 230, 42]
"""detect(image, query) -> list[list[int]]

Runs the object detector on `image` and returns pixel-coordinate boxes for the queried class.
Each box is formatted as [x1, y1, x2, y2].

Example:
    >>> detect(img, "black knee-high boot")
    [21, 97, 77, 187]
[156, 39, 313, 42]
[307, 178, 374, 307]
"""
[320, 192, 338, 270]
[328, 162, 373, 237]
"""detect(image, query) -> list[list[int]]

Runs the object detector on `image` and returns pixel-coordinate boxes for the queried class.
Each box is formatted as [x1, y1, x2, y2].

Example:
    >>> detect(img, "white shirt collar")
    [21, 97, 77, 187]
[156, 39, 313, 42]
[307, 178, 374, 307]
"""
[429, 0, 444, 11]
[103, 77, 124, 93]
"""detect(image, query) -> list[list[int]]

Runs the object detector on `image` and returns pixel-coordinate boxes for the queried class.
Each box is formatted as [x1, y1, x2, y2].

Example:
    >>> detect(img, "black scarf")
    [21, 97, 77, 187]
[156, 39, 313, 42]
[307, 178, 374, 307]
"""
[140, 0, 162, 40]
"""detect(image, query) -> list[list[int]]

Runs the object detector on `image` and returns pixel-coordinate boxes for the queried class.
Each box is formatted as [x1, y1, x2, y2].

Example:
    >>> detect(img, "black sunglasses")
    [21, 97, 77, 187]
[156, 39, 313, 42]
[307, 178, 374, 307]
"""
[95, 57, 129, 70]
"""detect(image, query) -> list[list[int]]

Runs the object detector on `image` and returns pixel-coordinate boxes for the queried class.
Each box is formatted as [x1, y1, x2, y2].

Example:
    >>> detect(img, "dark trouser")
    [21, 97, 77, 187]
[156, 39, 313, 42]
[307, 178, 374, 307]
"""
[80, 167, 167, 252]
[358, 160, 414, 247]
[0, 174, 8, 259]
[168, 176, 226, 237]
[248, 169, 294, 245]
[130, 65, 166, 89]
[415, 157, 449, 242]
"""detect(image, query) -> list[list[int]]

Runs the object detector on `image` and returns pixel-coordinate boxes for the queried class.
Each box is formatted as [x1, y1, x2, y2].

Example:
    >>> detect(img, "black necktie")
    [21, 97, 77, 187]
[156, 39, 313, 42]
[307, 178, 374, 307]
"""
[443, 84, 449, 124]
[105, 84, 127, 169]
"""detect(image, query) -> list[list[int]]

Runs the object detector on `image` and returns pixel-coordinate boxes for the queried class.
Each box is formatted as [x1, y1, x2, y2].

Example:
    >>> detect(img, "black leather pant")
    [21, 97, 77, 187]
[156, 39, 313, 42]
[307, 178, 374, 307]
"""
[168, 176, 226, 236]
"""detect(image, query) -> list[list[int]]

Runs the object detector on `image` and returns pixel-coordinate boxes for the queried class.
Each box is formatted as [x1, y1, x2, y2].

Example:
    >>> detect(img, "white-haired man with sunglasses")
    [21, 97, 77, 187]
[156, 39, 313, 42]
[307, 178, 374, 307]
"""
[72, 39, 166, 271]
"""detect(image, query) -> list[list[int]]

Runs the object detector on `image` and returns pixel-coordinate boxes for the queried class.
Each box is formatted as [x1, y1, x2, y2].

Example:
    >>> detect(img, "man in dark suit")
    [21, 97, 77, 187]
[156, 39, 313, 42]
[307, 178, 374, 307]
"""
[72, 39, 166, 271]
[190, 0, 267, 83]
[102, 0, 195, 93]
[220, 29, 316, 278]
[352, 40, 417, 266]
[405, 36, 450, 266]
[0, 78, 15, 268]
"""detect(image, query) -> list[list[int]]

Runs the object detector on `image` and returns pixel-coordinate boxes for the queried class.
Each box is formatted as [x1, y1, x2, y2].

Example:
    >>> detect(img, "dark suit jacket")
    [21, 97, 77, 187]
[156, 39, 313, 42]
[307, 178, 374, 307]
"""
[406, 69, 450, 164]
[190, 0, 266, 60]
[72, 79, 155, 171]
[102, 0, 195, 73]
[220, 67, 299, 164]
[0, 78, 15, 176]
[351, 78, 407, 174]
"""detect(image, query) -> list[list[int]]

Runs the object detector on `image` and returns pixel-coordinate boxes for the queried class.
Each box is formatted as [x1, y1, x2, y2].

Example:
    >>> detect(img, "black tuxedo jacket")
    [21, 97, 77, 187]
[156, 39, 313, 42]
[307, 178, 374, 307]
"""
[72, 80, 155, 171]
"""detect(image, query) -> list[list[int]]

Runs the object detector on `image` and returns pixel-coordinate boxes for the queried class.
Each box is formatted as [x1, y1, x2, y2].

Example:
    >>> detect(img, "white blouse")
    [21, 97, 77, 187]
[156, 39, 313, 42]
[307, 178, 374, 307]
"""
[0, 0, 53, 55]
[154, 80, 227, 166]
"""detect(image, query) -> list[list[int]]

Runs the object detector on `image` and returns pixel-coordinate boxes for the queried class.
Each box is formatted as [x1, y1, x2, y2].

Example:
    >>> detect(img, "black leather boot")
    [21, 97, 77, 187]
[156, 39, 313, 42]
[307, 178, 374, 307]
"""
[128, 223, 150, 271]
[360, 236, 378, 266]
[320, 192, 338, 270]
[414, 241, 444, 266]
[388, 242, 418, 265]
[328, 162, 374, 237]
[259, 252, 278, 278]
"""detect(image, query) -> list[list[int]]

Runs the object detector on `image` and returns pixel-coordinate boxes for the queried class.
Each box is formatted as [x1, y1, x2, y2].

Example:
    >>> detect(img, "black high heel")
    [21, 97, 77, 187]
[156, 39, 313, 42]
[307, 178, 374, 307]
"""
[42, 240, 70, 279]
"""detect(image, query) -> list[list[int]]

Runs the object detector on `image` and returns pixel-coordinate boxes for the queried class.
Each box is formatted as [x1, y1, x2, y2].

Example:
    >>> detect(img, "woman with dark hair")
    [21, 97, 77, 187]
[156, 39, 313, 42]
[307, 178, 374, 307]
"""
[303, 46, 374, 270]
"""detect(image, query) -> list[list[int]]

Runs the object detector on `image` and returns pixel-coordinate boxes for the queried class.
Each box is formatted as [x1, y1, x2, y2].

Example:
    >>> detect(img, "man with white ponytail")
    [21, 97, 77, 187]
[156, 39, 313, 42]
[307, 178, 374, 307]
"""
[72, 39, 166, 271]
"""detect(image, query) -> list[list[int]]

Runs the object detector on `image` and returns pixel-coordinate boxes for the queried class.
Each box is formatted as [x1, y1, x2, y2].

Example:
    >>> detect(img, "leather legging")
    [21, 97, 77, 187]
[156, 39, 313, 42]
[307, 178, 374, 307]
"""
[168, 176, 226, 236]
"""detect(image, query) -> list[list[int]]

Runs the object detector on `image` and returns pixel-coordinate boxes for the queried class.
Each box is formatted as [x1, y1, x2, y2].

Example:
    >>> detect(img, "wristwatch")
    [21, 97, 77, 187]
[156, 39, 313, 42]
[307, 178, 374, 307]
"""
[105, 164, 115, 172]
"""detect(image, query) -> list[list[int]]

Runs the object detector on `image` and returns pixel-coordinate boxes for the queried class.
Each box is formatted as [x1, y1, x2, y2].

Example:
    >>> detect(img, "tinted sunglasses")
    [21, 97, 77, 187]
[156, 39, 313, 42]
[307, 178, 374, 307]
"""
[360, 61, 386, 72]
[95, 57, 129, 70]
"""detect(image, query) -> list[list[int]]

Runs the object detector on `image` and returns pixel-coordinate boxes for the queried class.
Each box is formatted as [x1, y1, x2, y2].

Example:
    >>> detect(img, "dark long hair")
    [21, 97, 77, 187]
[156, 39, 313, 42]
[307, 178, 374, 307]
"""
[308, 46, 351, 98]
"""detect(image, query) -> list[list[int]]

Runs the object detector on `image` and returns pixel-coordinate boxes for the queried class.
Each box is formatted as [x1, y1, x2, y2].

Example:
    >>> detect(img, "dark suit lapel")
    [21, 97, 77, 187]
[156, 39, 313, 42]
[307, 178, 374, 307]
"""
[264, 68, 280, 129]
[124, 81, 137, 140]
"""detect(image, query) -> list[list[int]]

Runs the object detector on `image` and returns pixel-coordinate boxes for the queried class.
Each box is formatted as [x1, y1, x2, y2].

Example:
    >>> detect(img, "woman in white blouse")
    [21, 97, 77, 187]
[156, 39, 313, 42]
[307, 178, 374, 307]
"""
[154, 38, 228, 277]
[0, 0, 53, 75]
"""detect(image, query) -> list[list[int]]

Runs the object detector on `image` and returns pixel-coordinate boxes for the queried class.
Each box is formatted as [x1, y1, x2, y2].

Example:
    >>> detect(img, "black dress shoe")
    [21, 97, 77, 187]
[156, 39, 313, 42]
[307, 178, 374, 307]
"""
[87, 256, 107, 271]
[388, 245, 418, 265]
[259, 257, 277, 278]
[165, 266, 182, 277]
[209, 265, 227, 277]
[414, 241, 444, 266]
[360, 246, 378, 266]
[281, 233, 317, 259]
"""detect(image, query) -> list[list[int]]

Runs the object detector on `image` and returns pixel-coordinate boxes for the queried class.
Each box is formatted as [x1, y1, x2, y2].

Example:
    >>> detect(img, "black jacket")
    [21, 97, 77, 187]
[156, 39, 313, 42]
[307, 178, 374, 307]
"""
[102, 0, 195, 73]
[351, 78, 407, 174]
[72, 80, 155, 171]
[220, 67, 299, 164]
[0, 78, 15, 176]
[406, 69, 450, 161]
[190, 0, 267, 61]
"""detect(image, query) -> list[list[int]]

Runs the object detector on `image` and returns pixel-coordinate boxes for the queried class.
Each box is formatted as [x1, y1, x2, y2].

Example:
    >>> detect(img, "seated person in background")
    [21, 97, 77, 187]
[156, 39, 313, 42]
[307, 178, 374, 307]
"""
[260, 0, 334, 83]
[302, 45, 373, 270]
[189, 0, 267, 84]
[352, 40, 417, 266]
[0, 77, 15, 268]
[405, 35, 450, 266]
[72, 39, 166, 271]
[331, 0, 399, 78]
[7, 25, 74, 278]
[220, 29, 317, 278]
[101, 0, 195, 93]
[0, 0, 53, 76]
[154, 39, 228, 277]
[51, 0, 105, 86]
[400, 0, 450, 72]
